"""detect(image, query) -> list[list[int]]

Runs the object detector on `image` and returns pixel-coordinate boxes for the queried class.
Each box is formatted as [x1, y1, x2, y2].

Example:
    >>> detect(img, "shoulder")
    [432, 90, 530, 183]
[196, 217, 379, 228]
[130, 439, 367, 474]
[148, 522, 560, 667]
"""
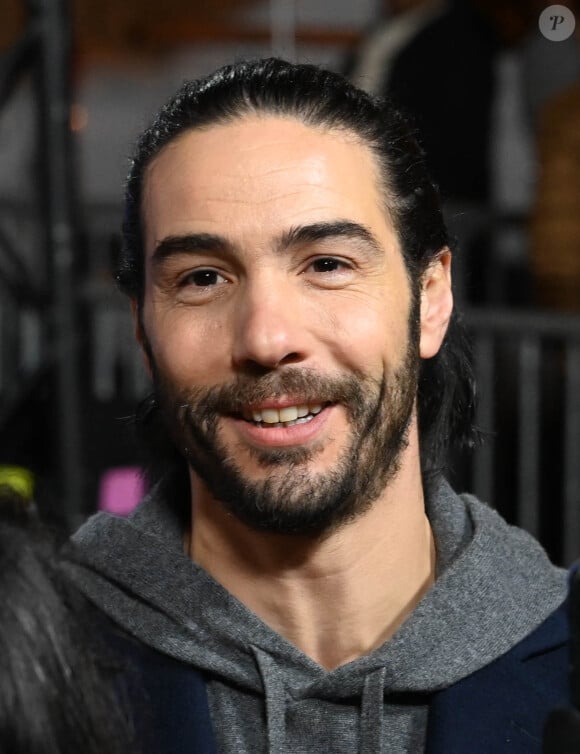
[100, 618, 218, 754]
[426, 599, 569, 753]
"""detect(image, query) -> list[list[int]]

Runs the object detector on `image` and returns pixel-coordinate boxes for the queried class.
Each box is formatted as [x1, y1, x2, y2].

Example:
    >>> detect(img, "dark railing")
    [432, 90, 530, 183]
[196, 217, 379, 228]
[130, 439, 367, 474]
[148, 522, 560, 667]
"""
[462, 307, 580, 565]
[0, 0, 83, 528]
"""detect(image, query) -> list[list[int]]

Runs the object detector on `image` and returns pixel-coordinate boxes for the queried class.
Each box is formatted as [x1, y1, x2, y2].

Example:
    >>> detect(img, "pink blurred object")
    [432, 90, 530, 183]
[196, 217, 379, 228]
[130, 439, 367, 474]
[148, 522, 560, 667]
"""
[98, 466, 145, 516]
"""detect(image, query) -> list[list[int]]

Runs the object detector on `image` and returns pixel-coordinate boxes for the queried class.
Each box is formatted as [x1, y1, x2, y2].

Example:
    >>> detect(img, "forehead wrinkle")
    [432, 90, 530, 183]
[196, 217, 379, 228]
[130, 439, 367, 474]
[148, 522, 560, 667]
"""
[142, 116, 397, 266]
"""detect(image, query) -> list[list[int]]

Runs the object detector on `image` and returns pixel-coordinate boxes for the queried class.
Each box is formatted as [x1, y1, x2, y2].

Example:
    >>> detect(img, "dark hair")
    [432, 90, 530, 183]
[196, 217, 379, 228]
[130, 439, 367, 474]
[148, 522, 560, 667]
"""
[119, 58, 478, 482]
[0, 492, 137, 754]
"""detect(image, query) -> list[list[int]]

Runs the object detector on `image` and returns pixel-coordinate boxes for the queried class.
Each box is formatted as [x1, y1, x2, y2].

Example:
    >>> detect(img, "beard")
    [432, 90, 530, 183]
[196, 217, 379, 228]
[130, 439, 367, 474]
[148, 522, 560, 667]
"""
[148, 316, 421, 538]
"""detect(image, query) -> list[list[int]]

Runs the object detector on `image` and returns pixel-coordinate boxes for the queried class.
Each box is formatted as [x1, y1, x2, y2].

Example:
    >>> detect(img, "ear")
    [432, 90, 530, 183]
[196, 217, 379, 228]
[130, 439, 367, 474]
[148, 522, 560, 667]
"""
[131, 298, 153, 379]
[419, 248, 453, 359]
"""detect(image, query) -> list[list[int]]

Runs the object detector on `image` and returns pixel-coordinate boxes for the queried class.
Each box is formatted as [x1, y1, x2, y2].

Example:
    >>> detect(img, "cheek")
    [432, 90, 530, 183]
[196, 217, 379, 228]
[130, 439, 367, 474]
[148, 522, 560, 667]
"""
[319, 292, 410, 373]
[144, 307, 229, 386]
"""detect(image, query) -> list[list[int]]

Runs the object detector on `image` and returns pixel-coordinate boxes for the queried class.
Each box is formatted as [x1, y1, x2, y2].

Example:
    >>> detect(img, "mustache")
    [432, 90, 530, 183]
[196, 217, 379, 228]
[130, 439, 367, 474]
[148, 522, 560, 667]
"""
[156, 368, 379, 423]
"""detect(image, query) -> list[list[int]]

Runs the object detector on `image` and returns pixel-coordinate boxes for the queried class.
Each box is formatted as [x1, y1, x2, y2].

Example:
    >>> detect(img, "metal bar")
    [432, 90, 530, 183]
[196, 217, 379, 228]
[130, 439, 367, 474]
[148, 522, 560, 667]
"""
[0, 301, 5, 398]
[0, 287, 19, 403]
[563, 342, 580, 565]
[20, 308, 42, 377]
[473, 333, 495, 504]
[465, 306, 580, 339]
[517, 336, 540, 537]
[0, 222, 41, 299]
[32, 0, 84, 527]
[0, 27, 38, 110]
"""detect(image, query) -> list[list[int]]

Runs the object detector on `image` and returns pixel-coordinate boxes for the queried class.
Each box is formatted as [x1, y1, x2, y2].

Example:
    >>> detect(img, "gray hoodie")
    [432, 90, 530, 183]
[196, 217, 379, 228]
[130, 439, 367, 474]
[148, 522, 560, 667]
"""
[65, 480, 566, 754]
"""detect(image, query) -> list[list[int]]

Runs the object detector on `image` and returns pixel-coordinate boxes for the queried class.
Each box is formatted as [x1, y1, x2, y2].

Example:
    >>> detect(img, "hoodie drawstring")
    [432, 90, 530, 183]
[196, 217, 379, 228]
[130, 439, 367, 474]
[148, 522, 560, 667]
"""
[253, 646, 287, 754]
[361, 666, 386, 754]
[253, 645, 387, 754]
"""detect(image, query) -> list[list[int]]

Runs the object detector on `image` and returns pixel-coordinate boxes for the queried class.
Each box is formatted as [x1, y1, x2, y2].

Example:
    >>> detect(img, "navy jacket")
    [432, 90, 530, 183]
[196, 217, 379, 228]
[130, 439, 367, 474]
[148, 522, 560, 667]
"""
[115, 600, 570, 754]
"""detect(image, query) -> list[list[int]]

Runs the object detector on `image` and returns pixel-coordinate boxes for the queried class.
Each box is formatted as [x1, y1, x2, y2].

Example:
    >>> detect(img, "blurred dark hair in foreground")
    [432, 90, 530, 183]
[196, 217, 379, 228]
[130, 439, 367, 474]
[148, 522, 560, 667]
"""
[0, 487, 137, 754]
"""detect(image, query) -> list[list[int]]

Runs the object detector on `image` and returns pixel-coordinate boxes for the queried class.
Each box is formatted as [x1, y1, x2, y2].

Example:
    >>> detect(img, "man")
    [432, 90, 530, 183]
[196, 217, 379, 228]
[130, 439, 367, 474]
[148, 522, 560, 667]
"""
[65, 59, 569, 753]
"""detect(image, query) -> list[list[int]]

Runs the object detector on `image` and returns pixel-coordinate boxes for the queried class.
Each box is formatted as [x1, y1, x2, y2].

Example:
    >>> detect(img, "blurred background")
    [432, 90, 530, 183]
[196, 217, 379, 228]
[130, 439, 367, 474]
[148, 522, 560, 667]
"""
[1, 0, 580, 563]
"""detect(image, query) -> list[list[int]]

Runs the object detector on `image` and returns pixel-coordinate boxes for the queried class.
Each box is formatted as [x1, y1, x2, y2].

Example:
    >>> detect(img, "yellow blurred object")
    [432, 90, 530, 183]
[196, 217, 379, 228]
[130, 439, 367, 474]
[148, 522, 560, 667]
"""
[531, 82, 580, 312]
[0, 466, 35, 502]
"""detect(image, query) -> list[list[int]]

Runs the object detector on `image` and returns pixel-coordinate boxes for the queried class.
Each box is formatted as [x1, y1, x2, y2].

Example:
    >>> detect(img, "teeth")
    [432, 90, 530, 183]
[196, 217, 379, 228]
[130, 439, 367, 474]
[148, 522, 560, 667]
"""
[246, 403, 326, 424]
[261, 408, 281, 424]
[279, 406, 298, 422]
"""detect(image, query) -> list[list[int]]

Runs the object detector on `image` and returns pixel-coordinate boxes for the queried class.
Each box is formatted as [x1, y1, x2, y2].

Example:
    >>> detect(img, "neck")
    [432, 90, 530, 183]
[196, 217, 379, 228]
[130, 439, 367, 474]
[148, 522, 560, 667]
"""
[188, 432, 436, 670]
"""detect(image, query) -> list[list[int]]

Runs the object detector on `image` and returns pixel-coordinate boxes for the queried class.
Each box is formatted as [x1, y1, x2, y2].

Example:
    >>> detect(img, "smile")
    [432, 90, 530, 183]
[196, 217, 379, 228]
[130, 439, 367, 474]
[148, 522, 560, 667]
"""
[229, 402, 335, 448]
[241, 402, 328, 428]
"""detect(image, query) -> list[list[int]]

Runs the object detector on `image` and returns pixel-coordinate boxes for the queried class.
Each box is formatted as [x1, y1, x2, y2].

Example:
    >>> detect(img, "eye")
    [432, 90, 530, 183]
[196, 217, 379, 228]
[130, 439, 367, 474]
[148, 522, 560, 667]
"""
[181, 269, 228, 287]
[309, 257, 350, 274]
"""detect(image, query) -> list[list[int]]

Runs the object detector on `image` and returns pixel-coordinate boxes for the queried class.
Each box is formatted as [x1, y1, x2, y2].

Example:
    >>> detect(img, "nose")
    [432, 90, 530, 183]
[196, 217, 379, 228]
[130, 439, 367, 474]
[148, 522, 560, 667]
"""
[231, 279, 309, 371]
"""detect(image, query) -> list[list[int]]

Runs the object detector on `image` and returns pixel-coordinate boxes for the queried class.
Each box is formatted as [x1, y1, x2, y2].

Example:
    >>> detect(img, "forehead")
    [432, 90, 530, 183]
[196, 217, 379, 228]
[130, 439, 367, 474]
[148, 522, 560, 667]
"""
[141, 115, 397, 256]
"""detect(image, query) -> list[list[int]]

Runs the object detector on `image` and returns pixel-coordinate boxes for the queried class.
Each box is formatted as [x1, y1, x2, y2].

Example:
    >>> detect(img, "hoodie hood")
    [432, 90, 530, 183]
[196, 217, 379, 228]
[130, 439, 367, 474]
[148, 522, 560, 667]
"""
[63, 479, 566, 753]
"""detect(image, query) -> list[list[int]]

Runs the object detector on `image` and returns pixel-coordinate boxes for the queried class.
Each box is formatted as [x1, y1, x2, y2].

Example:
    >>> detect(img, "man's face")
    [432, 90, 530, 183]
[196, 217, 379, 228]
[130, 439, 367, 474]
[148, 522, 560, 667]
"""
[139, 116, 425, 536]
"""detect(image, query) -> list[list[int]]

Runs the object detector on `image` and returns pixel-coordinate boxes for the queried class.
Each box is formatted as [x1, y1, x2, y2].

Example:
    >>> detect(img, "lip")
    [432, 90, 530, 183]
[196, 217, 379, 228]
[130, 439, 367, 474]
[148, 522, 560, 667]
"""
[242, 397, 328, 412]
[227, 404, 333, 448]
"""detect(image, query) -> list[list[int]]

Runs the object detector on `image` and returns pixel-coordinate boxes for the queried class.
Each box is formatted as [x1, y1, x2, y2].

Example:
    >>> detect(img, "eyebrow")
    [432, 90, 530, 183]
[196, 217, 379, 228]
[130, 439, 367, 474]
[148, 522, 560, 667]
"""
[152, 233, 234, 266]
[277, 220, 383, 258]
[151, 220, 384, 266]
